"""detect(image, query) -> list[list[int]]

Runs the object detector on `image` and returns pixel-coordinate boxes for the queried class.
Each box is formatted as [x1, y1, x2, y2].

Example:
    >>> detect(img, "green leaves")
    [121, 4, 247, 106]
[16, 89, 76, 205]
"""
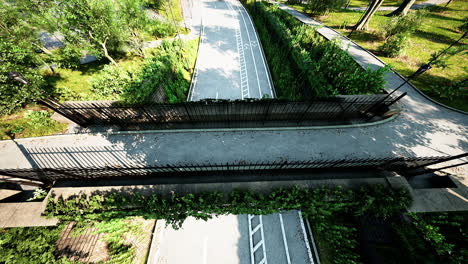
[247, 2, 387, 98]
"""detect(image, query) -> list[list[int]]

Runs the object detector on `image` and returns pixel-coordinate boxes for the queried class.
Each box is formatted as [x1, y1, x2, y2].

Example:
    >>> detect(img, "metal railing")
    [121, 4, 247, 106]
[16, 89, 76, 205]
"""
[1, 154, 466, 184]
[40, 94, 404, 128]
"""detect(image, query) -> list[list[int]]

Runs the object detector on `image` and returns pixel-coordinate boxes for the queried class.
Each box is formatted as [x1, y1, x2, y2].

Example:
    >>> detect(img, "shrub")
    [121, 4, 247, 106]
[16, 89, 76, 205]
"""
[52, 46, 87, 69]
[379, 33, 409, 57]
[24, 110, 54, 129]
[0, 225, 65, 264]
[121, 39, 196, 104]
[431, 80, 467, 101]
[91, 65, 135, 100]
[304, 0, 348, 15]
[246, 2, 387, 98]
[378, 10, 426, 57]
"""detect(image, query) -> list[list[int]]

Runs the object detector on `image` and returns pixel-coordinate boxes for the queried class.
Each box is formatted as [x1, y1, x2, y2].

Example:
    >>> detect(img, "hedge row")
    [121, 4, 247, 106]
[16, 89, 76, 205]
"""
[245, 1, 387, 99]
[45, 185, 411, 264]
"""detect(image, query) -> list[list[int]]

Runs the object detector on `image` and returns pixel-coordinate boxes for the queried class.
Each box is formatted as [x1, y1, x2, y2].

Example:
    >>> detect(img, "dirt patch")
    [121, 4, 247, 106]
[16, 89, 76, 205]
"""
[56, 222, 110, 263]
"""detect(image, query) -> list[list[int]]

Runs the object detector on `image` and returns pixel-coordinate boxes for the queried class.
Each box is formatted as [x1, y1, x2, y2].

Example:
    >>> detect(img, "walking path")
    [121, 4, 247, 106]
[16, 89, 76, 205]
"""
[347, 0, 451, 12]
[0, 1, 466, 170]
[0, 0, 466, 207]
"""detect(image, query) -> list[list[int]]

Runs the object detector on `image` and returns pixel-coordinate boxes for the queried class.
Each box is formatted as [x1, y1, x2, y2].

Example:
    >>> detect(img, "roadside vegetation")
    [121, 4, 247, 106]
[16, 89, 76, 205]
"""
[0, 0, 197, 139]
[0, 106, 67, 140]
[243, 0, 388, 100]
[0, 217, 152, 264]
[282, 0, 468, 111]
[6, 185, 466, 263]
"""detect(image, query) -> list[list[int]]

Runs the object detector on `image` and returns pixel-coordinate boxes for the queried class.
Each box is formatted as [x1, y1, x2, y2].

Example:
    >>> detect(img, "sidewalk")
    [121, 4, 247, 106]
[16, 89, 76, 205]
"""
[0, 0, 466, 211]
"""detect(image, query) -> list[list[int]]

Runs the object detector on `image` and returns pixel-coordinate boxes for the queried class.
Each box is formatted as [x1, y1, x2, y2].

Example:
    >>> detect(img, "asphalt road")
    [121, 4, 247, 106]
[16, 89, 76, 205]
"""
[155, 211, 313, 264]
[189, 0, 274, 101]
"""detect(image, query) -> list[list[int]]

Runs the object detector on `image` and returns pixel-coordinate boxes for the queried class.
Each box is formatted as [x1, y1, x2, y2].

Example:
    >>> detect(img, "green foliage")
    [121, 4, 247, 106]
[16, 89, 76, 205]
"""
[410, 212, 468, 263]
[91, 218, 141, 264]
[0, 225, 66, 264]
[430, 80, 467, 102]
[429, 44, 468, 70]
[24, 110, 55, 129]
[0, 107, 67, 140]
[45, 185, 411, 264]
[378, 10, 426, 57]
[0, 2, 44, 115]
[91, 65, 135, 100]
[27, 188, 48, 201]
[121, 39, 197, 104]
[245, 2, 387, 98]
[303, 0, 348, 15]
[52, 46, 89, 69]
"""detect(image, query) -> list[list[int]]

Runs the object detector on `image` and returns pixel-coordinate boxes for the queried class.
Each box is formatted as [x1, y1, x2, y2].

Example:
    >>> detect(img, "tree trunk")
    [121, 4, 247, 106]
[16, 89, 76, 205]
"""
[353, 0, 385, 31]
[385, 0, 416, 17]
[100, 41, 119, 68]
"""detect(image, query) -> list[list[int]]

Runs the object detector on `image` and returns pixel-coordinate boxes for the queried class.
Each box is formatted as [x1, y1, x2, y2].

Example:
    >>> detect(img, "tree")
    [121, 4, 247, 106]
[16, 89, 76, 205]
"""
[0, 1, 45, 114]
[353, 0, 385, 31]
[50, 0, 130, 67]
[386, 0, 416, 17]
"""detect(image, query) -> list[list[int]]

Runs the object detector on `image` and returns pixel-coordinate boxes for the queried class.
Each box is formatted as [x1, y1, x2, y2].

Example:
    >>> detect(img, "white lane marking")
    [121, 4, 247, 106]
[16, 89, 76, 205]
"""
[259, 216, 267, 264]
[232, 1, 262, 98]
[248, 214, 268, 264]
[305, 217, 321, 264]
[279, 213, 291, 264]
[237, 1, 275, 98]
[202, 237, 208, 264]
[225, 0, 249, 99]
[298, 210, 315, 264]
[188, 16, 205, 101]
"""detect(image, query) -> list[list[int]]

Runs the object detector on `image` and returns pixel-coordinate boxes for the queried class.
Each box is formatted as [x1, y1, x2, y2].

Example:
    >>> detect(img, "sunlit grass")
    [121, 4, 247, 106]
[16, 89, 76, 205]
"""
[283, 1, 468, 111]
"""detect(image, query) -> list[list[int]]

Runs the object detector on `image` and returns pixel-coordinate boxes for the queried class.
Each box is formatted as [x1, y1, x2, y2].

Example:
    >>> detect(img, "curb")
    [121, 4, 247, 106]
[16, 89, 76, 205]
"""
[274, 1, 467, 115]
[1, 113, 399, 142]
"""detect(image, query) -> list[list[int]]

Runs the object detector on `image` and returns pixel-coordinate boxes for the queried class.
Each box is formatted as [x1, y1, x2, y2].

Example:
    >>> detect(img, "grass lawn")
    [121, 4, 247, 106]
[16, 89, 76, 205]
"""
[0, 217, 154, 264]
[282, 1, 468, 111]
[346, 0, 425, 8]
[45, 57, 145, 102]
[0, 105, 68, 140]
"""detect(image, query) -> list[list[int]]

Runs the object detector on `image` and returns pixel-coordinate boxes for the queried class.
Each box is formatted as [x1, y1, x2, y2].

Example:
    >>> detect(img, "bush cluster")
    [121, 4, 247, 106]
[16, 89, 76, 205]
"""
[246, 2, 387, 99]
[45, 185, 411, 264]
[90, 39, 197, 104]
[378, 10, 426, 57]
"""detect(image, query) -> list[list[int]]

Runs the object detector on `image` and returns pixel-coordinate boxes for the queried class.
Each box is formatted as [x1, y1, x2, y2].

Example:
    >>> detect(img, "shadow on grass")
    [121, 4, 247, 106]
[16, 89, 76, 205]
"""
[413, 29, 462, 45]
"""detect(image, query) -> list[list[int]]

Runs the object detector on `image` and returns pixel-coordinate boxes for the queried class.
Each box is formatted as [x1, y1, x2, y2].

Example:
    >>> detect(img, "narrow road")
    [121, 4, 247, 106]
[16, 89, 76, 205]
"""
[154, 211, 313, 264]
[189, 0, 274, 101]
[0, 0, 465, 173]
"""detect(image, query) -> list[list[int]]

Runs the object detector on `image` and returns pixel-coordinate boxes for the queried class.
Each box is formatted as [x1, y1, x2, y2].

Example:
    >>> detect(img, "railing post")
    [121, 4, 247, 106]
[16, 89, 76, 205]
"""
[39, 98, 88, 127]
[141, 106, 156, 124]
[340, 98, 359, 119]
[366, 92, 407, 121]
[184, 104, 192, 122]
[263, 100, 273, 123]
[298, 100, 314, 122]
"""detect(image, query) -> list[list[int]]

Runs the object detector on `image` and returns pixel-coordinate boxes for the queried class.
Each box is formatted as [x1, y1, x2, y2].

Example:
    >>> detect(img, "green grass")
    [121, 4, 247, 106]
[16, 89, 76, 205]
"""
[284, 1, 468, 111]
[0, 105, 68, 140]
[44, 57, 145, 102]
[346, 0, 425, 8]
[157, 0, 184, 23]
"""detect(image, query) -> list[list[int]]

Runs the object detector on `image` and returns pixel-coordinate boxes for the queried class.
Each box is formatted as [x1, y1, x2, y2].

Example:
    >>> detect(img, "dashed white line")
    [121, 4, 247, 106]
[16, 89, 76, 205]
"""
[237, 1, 275, 98]
[232, 0, 263, 98]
